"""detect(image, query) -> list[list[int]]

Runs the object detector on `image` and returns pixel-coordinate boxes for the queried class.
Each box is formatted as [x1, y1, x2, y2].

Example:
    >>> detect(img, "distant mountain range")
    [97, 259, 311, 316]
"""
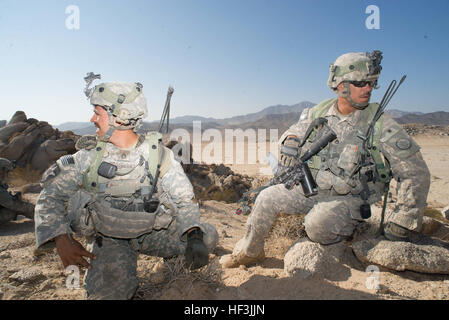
[394, 111, 449, 125]
[56, 101, 448, 135]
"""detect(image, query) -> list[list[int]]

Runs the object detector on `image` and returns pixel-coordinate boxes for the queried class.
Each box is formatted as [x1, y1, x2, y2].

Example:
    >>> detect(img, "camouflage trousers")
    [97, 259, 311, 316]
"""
[234, 184, 365, 257]
[83, 220, 218, 300]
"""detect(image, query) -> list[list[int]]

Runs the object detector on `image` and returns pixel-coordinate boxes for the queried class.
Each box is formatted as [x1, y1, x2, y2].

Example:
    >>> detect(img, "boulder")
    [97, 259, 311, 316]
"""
[0, 120, 6, 128]
[0, 111, 79, 173]
[222, 175, 234, 188]
[352, 237, 449, 274]
[31, 138, 76, 171]
[0, 127, 41, 160]
[421, 216, 442, 235]
[213, 164, 234, 176]
[284, 238, 348, 279]
[0, 122, 29, 143]
[186, 163, 253, 203]
[8, 111, 27, 125]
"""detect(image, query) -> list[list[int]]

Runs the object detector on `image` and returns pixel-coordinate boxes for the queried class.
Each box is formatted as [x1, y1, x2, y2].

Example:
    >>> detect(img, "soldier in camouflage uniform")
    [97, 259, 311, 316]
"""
[221, 51, 430, 268]
[34, 78, 218, 299]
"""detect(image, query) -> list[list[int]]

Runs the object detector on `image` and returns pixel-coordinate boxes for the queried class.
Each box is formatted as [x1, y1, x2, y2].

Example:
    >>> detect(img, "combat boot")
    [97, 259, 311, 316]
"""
[219, 250, 265, 268]
[384, 222, 410, 242]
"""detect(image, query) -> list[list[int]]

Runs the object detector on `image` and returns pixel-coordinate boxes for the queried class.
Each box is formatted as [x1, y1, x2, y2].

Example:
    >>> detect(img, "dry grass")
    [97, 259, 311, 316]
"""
[264, 212, 307, 259]
[268, 212, 306, 240]
[425, 207, 449, 224]
[134, 255, 223, 300]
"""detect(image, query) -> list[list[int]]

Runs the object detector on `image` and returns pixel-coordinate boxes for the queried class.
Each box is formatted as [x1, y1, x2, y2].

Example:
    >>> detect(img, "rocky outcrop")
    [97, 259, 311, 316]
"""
[0, 111, 79, 173]
[402, 123, 449, 136]
[186, 163, 253, 203]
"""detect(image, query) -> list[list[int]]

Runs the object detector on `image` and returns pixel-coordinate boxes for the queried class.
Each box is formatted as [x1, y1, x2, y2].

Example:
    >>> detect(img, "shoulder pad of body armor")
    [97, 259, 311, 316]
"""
[145, 131, 163, 142]
[380, 123, 420, 160]
[159, 146, 174, 178]
[75, 135, 98, 151]
[311, 98, 336, 120]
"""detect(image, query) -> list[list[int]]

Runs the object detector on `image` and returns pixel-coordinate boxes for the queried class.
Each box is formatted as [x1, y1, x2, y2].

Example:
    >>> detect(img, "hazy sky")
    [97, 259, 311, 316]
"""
[1, 0, 448, 126]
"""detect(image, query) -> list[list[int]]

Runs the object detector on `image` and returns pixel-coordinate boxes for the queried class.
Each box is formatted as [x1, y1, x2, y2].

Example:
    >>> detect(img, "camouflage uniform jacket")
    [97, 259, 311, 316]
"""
[279, 100, 431, 231]
[34, 135, 200, 248]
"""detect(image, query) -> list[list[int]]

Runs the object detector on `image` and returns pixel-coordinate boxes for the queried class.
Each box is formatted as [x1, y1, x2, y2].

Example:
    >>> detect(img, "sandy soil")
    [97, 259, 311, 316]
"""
[0, 135, 448, 300]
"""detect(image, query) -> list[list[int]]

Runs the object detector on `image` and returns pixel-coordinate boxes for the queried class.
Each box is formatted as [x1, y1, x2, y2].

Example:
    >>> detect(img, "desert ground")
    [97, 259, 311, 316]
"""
[0, 133, 448, 300]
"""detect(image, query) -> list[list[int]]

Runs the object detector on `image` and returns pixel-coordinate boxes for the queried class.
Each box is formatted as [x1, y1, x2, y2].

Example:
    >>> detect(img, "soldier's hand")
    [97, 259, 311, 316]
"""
[185, 228, 209, 270]
[54, 234, 97, 269]
[280, 136, 300, 167]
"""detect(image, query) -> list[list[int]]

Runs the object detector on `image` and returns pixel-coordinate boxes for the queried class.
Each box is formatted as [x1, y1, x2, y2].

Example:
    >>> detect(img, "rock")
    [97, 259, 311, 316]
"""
[150, 261, 167, 284]
[207, 173, 222, 188]
[352, 238, 449, 274]
[8, 111, 27, 125]
[222, 175, 234, 188]
[188, 163, 252, 203]
[0, 122, 29, 143]
[213, 164, 233, 176]
[421, 216, 442, 235]
[442, 206, 449, 220]
[0, 126, 41, 160]
[20, 183, 43, 194]
[30, 138, 76, 171]
[0, 208, 19, 225]
[0, 120, 6, 128]
[0, 111, 79, 174]
[284, 238, 347, 279]
[9, 268, 45, 284]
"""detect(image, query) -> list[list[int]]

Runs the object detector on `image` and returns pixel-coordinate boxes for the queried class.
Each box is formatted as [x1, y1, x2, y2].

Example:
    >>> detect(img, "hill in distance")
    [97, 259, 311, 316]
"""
[56, 101, 447, 135]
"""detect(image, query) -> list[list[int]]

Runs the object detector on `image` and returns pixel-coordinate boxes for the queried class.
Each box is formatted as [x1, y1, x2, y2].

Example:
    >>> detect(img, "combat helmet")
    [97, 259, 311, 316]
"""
[327, 50, 383, 109]
[83, 72, 148, 140]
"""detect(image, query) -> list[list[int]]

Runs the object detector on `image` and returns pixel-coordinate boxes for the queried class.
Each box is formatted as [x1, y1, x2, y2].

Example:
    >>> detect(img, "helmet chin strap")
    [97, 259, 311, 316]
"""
[98, 110, 118, 142]
[338, 82, 369, 110]
[98, 108, 139, 142]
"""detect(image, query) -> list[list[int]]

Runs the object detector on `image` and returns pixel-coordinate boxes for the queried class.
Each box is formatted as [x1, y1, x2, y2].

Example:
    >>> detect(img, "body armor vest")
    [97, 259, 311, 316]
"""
[70, 132, 175, 239]
[306, 99, 390, 203]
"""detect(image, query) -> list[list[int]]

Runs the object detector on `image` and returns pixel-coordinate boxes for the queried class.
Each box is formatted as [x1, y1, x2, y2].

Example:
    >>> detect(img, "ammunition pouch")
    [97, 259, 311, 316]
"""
[68, 190, 176, 239]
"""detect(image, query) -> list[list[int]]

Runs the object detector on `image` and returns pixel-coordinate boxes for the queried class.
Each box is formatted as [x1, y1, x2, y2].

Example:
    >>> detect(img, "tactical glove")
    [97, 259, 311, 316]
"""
[280, 136, 300, 167]
[384, 222, 410, 242]
[185, 228, 209, 270]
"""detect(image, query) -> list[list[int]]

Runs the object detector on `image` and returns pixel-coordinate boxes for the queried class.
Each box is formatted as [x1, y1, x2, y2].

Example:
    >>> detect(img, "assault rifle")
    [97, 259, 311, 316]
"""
[236, 118, 337, 215]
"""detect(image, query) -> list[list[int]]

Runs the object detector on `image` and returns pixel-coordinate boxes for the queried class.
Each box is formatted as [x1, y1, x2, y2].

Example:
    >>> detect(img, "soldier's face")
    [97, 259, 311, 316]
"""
[338, 82, 373, 107]
[90, 106, 110, 136]
[350, 82, 373, 105]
